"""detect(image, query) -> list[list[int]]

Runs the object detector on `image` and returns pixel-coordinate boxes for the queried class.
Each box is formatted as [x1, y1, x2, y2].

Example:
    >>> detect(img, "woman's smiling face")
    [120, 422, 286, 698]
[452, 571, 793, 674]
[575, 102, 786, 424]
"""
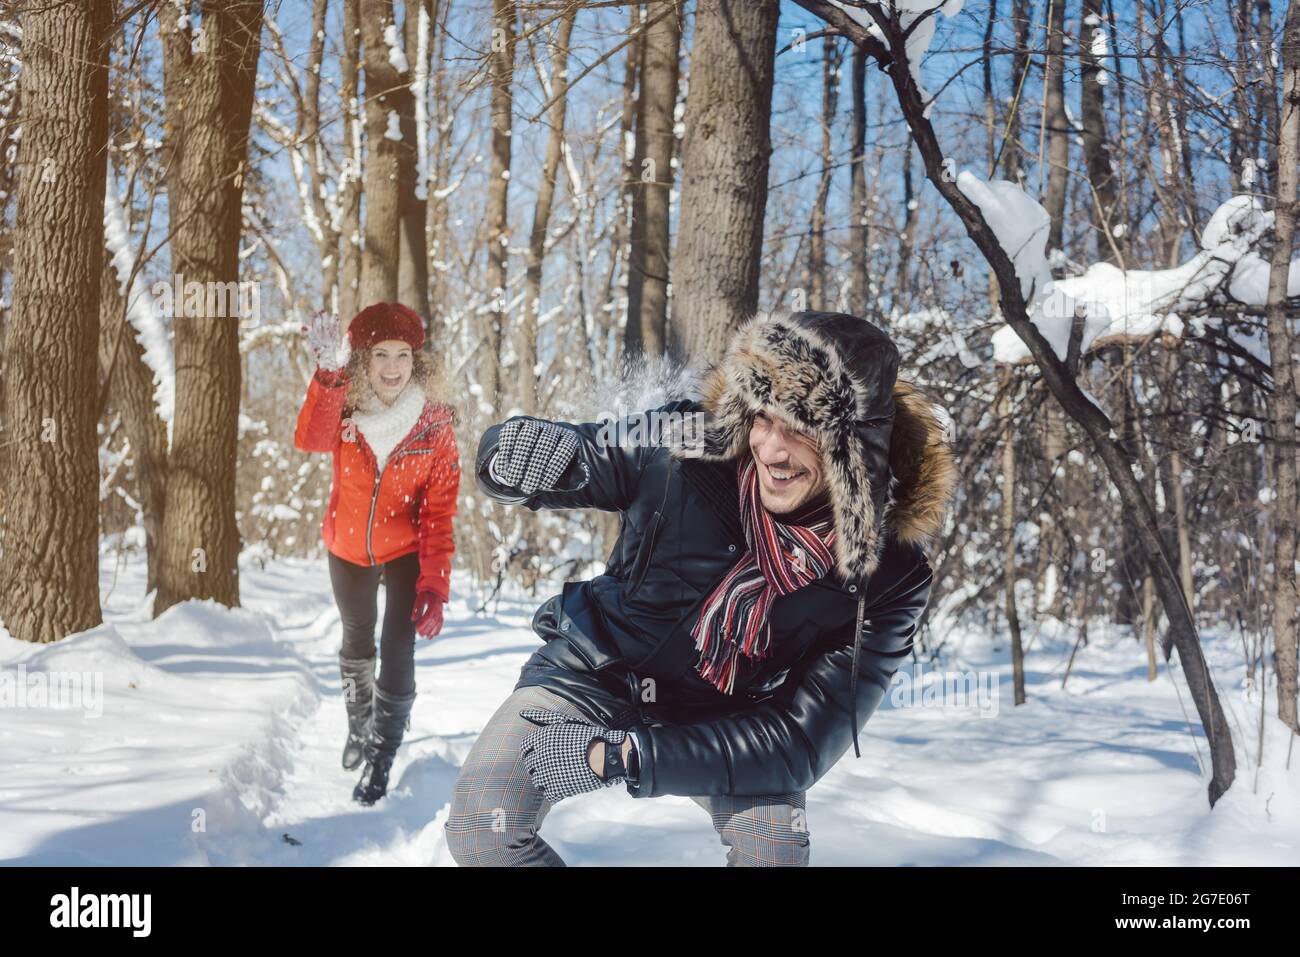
[747, 411, 827, 513]
[367, 339, 414, 404]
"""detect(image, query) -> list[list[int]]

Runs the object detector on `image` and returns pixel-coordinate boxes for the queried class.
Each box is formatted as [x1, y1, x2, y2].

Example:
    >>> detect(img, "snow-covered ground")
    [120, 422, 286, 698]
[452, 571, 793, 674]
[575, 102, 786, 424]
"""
[1, 553, 1296, 866]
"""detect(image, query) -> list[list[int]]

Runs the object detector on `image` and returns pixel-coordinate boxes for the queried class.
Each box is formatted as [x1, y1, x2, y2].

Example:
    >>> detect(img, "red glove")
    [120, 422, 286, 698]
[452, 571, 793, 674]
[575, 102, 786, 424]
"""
[411, 592, 444, 639]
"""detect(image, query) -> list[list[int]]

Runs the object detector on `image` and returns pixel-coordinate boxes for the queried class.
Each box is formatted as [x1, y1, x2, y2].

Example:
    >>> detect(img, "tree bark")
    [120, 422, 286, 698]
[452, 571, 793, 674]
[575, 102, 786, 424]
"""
[0, 0, 111, 642]
[624, 6, 647, 361]
[616, 2, 642, 361]
[155, 0, 263, 614]
[426, 0, 452, 330]
[1081, 0, 1122, 263]
[1265, 0, 1300, 733]
[849, 42, 870, 317]
[1002, 0, 1030, 182]
[303, 0, 339, 310]
[99, 249, 168, 598]
[669, 0, 779, 363]
[340, 0, 364, 321]
[999, 368, 1026, 704]
[1042, 0, 1069, 256]
[808, 35, 842, 310]
[398, 0, 430, 320]
[359, 0, 410, 306]
[484, 0, 515, 406]
[520, 8, 576, 415]
[629, 0, 681, 358]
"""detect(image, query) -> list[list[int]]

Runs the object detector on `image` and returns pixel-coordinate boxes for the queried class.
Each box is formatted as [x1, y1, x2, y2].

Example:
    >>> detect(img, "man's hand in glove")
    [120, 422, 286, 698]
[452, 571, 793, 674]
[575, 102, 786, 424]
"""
[519, 709, 633, 803]
[488, 419, 579, 495]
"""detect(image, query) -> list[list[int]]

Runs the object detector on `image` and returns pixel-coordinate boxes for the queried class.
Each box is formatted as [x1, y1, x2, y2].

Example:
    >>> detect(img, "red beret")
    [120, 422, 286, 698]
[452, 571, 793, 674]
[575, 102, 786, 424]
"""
[347, 302, 426, 351]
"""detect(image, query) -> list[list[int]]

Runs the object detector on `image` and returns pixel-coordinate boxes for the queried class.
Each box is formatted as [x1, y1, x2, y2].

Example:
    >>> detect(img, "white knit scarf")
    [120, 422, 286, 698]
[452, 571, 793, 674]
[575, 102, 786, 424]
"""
[351, 381, 426, 470]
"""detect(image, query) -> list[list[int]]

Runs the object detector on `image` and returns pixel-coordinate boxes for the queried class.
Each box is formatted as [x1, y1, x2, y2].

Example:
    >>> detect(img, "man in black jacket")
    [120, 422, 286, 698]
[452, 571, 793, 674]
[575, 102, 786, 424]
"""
[445, 311, 956, 866]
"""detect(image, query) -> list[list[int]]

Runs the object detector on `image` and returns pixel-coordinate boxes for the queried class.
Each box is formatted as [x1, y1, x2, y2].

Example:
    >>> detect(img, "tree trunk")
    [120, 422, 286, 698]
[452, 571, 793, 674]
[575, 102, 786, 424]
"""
[0, 0, 110, 642]
[340, 0, 364, 321]
[155, 0, 263, 614]
[398, 0, 430, 320]
[624, 6, 647, 361]
[631, 0, 681, 357]
[99, 250, 168, 597]
[303, 0, 339, 311]
[669, 0, 779, 363]
[426, 0, 452, 330]
[484, 0, 515, 407]
[1002, 0, 1030, 182]
[809, 35, 841, 310]
[849, 42, 870, 317]
[359, 0, 409, 306]
[1081, 0, 1122, 263]
[1042, 0, 1069, 256]
[520, 8, 576, 415]
[1265, 0, 1300, 733]
[999, 368, 1026, 704]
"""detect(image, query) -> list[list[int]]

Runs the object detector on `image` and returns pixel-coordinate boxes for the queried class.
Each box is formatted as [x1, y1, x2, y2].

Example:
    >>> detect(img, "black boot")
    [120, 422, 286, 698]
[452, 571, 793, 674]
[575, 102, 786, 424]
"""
[339, 654, 376, 771]
[352, 686, 417, 806]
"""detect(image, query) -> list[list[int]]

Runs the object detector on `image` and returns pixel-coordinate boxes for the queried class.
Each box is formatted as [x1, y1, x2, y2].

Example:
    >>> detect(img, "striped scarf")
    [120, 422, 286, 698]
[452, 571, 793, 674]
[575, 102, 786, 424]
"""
[691, 458, 836, 694]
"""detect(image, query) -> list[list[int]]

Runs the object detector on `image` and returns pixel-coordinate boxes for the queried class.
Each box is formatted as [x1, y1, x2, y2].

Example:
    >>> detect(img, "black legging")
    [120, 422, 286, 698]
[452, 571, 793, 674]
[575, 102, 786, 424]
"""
[329, 550, 421, 696]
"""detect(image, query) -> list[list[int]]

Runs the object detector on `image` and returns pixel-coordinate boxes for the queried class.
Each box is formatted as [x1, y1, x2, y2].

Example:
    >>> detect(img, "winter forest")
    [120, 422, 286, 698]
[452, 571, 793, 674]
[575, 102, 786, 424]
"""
[0, 0, 1298, 869]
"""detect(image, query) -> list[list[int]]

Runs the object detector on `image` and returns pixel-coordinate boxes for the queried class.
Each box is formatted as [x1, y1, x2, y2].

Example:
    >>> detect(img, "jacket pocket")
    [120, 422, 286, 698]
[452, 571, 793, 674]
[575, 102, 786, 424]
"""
[533, 581, 623, 673]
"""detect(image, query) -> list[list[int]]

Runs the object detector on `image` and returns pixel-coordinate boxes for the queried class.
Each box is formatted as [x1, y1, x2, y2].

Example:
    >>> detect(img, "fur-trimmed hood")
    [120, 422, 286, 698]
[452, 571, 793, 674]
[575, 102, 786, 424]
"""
[679, 310, 957, 584]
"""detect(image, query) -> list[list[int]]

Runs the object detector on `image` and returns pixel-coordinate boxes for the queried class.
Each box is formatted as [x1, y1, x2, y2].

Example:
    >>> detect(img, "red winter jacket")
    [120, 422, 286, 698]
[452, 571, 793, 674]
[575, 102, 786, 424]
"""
[294, 368, 460, 602]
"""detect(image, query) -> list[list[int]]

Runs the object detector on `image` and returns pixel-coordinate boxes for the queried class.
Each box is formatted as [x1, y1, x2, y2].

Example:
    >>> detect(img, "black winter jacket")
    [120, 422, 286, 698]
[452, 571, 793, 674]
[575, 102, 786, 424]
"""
[475, 399, 944, 799]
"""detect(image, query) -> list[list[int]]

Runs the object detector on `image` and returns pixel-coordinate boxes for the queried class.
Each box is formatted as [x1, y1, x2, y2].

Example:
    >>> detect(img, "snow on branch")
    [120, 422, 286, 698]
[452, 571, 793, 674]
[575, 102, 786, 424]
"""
[955, 174, 1295, 367]
[828, 0, 963, 117]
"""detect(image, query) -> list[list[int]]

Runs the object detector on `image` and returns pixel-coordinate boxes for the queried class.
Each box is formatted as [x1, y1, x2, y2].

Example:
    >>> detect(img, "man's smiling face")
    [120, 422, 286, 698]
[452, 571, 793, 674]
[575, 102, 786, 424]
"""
[747, 411, 828, 514]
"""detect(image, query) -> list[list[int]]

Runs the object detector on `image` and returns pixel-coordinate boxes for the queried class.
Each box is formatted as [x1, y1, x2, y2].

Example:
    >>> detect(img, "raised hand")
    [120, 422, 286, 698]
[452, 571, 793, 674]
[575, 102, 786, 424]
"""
[302, 310, 349, 371]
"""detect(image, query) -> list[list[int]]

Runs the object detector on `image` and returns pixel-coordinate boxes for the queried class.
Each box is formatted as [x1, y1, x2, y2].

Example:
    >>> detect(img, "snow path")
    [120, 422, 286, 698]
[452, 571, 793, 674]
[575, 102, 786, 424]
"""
[1, 555, 1295, 866]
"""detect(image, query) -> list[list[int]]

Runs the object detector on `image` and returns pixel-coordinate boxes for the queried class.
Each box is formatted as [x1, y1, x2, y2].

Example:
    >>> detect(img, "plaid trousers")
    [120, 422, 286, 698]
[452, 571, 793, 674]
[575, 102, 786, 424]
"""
[444, 685, 810, 867]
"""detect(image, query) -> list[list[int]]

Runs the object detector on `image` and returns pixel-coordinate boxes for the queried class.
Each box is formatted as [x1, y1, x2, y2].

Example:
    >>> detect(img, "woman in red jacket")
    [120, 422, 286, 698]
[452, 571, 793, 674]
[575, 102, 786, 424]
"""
[295, 302, 460, 806]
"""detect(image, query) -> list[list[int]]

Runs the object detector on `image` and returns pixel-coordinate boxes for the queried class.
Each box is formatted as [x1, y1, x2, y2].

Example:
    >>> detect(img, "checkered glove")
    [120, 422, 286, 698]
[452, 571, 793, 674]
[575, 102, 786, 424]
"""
[489, 419, 579, 495]
[302, 309, 349, 371]
[519, 709, 628, 803]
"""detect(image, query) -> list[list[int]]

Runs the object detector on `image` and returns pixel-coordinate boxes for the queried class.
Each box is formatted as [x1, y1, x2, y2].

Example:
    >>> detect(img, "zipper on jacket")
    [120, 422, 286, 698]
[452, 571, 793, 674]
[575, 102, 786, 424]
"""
[365, 469, 382, 564]
[361, 412, 443, 566]
[628, 463, 675, 594]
